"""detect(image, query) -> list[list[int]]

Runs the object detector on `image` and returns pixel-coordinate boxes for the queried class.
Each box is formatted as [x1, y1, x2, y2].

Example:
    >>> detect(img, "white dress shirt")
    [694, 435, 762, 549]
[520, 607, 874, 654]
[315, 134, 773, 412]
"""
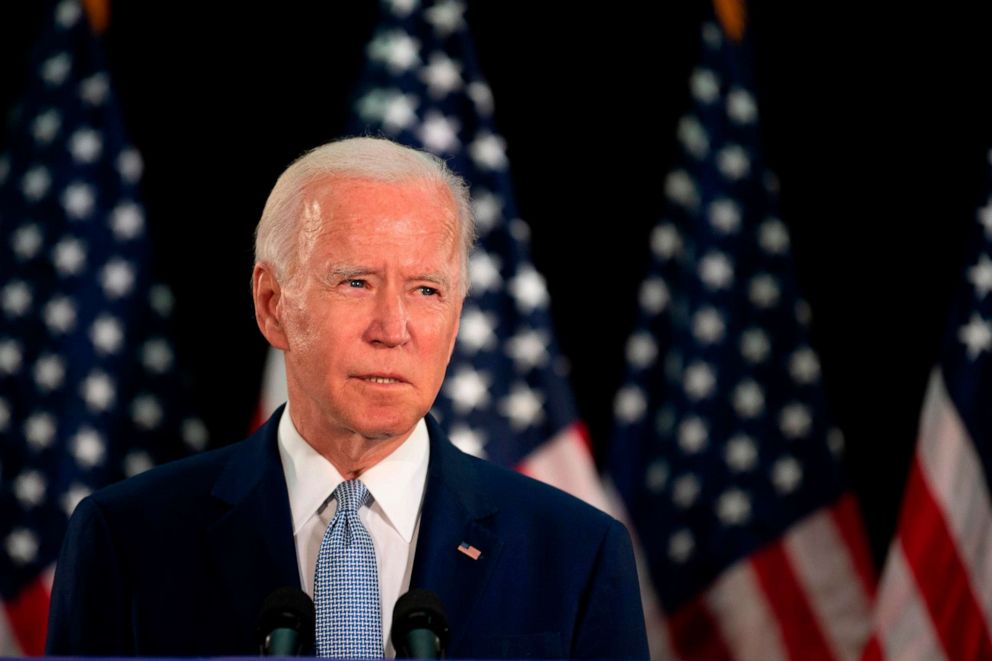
[276, 404, 429, 658]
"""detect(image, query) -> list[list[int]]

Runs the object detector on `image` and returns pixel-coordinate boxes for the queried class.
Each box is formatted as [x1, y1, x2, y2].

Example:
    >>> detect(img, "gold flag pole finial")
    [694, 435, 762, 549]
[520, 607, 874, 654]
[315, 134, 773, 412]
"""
[713, 0, 746, 42]
[82, 0, 110, 35]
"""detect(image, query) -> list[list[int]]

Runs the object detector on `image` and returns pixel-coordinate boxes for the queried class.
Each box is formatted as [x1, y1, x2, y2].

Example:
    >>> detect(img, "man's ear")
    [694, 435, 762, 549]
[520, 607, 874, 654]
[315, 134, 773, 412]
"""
[252, 262, 290, 350]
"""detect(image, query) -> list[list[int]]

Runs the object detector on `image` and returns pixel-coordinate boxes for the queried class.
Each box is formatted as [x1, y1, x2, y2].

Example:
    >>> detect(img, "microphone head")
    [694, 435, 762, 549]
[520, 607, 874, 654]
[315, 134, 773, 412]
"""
[256, 586, 315, 655]
[391, 588, 450, 656]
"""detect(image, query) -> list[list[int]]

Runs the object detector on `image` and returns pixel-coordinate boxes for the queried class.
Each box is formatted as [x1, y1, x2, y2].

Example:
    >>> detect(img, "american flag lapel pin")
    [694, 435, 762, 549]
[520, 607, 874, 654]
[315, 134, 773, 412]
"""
[457, 542, 482, 560]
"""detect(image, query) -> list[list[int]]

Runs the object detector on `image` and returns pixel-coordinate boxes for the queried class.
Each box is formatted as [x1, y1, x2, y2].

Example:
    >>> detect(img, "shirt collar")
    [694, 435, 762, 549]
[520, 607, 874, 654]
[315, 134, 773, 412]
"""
[276, 402, 429, 543]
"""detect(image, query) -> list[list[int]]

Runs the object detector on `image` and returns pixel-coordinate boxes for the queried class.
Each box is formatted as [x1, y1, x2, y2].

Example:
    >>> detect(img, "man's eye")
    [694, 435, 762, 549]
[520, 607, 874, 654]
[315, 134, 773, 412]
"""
[418, 286, 439, 296]
[347, 279, 366, 288]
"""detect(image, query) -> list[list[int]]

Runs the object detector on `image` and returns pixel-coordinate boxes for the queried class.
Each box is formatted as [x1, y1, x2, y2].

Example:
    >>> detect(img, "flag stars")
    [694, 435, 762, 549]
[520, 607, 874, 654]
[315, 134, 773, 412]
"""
[749, 274, 780, 308]
[669, 529, 695, 563]
[385, 0, 417, 17]
[81, 371, 115, 412]
[677, 115, 709, 158]
[14, 471, 46, 507]
[111, 202, 144, 239]
[828, 427, 845, 456]
[795, 299, 812, 326]
[979, 201, 992, 237]
[371, 30, 421, 74]
[123, 450, 154, 477]
[32, 109, 61, 144]
[22, 166, 52, 201]
[692, 307, 725, 344]
[182, 418, 210, 451]
[71, 427, 106, 467]
[506, 329, 549, 370]
[717, 145, 750, 180]
[25, 412, 56, 450]
[445, 367, 490, 413]
[420, 52, 462, 98]
[960, 313, 992, 359]
[651, 224, 683, 260]
[672, 474, 701, 508]
[425, 0, 466, 36]
[472, 190, 503, 233]
[117, 148, 143, 182]
[457, 308, 497, 352]
[614, 385, 647, 424]
[62, 483, 91, 517]
[645, 461, 669, 492]
[683, 362, 716, 400]
[690, 68, 720, 104]
[789, 347, 820, 384]
[725, 434, 758, 472]
[100, 259, 136, 298]
[772, 457, 803, 494]
[678, 416, 708, 453]
[90, 315, 124, 354]
[467, 81, 494, 116]
[150, 284, 175, 316]
[699, 251, 734, 290]
[716, 489, 751, 525]
[80, 72, 110, 105]
[69, 128, 103, 163]
[969, 255, 992, 298]
[500, 383, 544, 430]
[626, 332, 659, 369]
[449, 425, 486, 458]
[132, 394, 163, 430]
[12, 224, 43, 260]
[732, 379, 765, 418]
[708, 199, 741, 234]
[727, 88, 758, 124]
[701, 22, 722, 48]
[55, 0, 82, 27]
[418, 111, 460, 154]
[665, 170, 699, 209]
[42, 52, 72, 86]
[35, 354, 66, 391]
[0, 339, 22, 374]
[6, 529, 39, 565]
[382, 92, 419, 132]
[509, 266, 549, 313]
[44, 296, 76, 335]
[469, 132, 508, 171]
[779, 403, 812, 439]
[759, 219, 790, 255]
[53, 238, 86, 275]
[63, 182, 96, 219]
[142, 338, 174, 373]
[639, 277, 670, 315]
[0, 398, 8, 431]
[469, 250, 502, 292]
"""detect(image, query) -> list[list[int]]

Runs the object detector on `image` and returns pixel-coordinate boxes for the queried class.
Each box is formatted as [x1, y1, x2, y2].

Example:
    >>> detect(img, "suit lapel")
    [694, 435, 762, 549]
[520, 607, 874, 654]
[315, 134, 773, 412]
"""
[205, 406, 300, 646]
[410, 415, 503, 652]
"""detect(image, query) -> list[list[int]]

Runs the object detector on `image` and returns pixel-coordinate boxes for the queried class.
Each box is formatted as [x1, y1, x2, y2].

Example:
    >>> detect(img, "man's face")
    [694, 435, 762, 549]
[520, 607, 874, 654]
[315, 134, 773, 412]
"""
[278, 177, 463, 442]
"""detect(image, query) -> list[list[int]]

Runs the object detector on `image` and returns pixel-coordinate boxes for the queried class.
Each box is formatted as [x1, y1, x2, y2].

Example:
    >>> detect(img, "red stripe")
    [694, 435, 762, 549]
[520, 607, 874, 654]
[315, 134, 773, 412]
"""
[4, 576, 50, 655]
[571, 420, 594, 455]
[860, 634, 883, 661]
[668, 593, 734, 660]
[752, 540, 835, 661]
[899, 455, 992, 660]
[831, 493, 877, 597]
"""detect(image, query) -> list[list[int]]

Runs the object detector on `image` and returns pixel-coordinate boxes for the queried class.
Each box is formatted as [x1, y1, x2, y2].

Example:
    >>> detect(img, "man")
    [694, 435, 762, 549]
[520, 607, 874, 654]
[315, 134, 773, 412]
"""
[46, 137, 648, 659]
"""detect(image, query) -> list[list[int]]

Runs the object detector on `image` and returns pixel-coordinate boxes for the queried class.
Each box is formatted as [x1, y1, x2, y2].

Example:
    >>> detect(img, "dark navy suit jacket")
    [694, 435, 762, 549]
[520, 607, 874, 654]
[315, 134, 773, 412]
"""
[46, 407, 648, 658]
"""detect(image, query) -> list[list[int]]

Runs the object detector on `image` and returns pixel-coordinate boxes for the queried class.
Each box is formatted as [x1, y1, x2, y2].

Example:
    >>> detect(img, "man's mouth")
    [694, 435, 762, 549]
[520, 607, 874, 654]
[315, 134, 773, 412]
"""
[355, 374, 407, 385]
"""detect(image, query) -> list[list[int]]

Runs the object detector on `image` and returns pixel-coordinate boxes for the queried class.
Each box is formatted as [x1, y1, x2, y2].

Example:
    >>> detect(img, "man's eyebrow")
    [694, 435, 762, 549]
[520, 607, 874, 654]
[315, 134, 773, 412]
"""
[413, 272, 450, 288]
[326, 265, 377, 280]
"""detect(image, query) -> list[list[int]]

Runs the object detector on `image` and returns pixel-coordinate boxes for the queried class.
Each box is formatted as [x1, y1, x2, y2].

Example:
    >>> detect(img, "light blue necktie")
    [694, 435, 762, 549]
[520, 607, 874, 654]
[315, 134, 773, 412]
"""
[314, 479, 384, 658]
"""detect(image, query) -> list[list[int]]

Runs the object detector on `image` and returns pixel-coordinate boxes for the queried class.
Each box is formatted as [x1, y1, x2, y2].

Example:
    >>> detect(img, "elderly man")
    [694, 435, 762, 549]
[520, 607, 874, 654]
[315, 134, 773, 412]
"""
[46, 137, 648, 659]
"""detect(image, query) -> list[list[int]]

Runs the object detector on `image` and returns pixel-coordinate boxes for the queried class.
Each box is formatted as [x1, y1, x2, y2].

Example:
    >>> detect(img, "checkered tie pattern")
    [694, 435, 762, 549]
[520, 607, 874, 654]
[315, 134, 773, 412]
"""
[314, 479, 384, 658]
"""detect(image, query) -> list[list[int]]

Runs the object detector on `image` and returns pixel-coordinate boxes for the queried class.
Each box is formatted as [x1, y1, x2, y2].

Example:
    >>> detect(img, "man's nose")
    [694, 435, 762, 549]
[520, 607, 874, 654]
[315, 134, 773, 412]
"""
[364, 289, 411, 347]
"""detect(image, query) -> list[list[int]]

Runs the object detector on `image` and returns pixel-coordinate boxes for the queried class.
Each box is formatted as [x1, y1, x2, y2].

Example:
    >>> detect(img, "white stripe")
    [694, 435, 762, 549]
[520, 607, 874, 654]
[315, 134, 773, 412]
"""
[259, 347, 288, 420]
[916, 370, 992, 633]
[874, 543, 947, 661]
[705, 559, 789, 661]
[518, 424, 612, 514]
[0, 607, 24, 656]
[784, 506, 873, 661]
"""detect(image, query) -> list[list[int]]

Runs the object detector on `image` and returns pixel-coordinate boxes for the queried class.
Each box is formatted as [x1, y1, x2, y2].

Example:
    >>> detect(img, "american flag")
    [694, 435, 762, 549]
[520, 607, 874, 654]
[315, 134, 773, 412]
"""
[0, 0, 205, 653]
[609, 14, 876, 661]
[865, 151, 992, 659]
[259, 0, 611, 512]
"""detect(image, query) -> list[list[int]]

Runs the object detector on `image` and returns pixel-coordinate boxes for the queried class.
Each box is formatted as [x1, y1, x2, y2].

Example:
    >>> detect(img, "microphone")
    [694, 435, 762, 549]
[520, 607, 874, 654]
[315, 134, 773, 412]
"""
[256, 587, 315, 656]
[392, 589, 450, 659]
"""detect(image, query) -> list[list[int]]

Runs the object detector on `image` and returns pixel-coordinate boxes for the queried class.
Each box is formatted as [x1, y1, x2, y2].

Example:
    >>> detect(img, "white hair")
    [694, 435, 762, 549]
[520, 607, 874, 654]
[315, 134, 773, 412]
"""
[255, 136, 476, 294]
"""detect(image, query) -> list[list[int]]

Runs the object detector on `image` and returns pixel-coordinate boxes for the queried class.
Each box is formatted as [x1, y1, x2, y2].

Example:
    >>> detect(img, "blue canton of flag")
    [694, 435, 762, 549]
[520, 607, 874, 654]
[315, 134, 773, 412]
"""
[0, 1, 206, 653]
[610, 16, 874, 661]
[347, 0, 584, 476]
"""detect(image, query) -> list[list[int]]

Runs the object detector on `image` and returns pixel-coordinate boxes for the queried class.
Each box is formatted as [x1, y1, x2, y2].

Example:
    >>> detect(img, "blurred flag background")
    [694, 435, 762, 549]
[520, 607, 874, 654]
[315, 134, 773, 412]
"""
[1, 0, 991, 658]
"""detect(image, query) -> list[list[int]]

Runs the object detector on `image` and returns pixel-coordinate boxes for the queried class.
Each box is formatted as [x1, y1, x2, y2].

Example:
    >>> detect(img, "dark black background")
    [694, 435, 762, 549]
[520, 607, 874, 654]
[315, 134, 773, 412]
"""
[3, 3, 991, 569]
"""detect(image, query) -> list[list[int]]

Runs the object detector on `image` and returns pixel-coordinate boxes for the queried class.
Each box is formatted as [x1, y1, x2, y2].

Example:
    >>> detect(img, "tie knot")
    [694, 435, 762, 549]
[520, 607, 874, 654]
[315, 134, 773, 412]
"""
[333, 479, 371, 513]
